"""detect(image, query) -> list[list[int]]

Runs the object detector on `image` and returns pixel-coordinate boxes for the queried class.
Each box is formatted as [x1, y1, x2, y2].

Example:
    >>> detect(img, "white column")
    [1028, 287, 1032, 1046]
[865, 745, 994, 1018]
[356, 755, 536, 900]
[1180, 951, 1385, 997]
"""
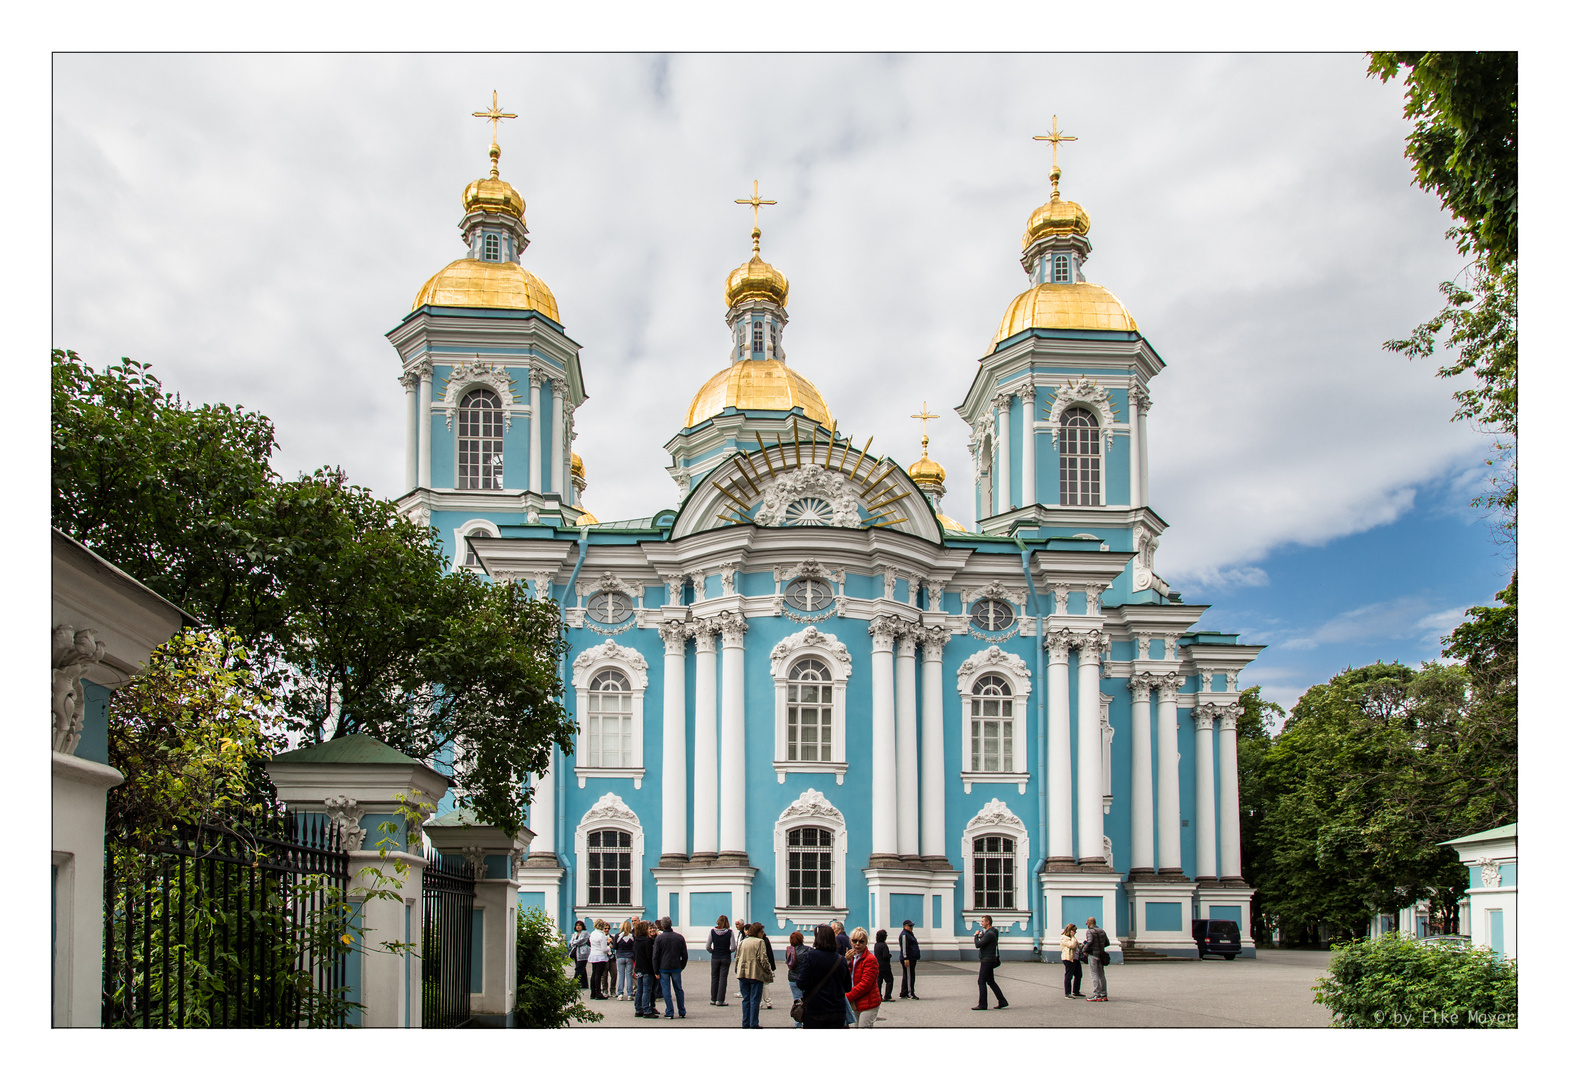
[919, 628, 949, 861]
[1218, 704, 1243, 882]
[1127, 388, 1143, 507]
[1156, 675, 1183, 873]
[1129, 674, 1155, 874]
[1020, 385, 1036, 508]
[691, 622, 719, 858]
[550, 381, 565, 496]
[527, 751, 556, 857]
[660, 622, 689, 860]
[869, 617, 899, 859]
[1137, 393, 1151, 507]
[995, 394, 1012, 511]
[718, 613, 748, 859]
[1195, 705, 1217, 882]
[895, 631, 920, 859]
[417, 367, 433, 490]
[528, 367, 544, 494]
[52, 752, 124, 1026]
[1075, 632, 1106, 865]
[403, 374, 418, 492]
[1046, 630, 1074, 862]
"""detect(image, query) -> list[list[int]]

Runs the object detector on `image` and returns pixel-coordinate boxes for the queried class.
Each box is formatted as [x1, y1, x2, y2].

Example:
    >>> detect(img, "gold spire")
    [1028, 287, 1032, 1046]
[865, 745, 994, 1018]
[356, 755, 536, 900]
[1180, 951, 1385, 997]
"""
[473, 90, 518, 179]
[725, 180, 788, 309]
[735, 180, 778, 256]
[1032, 114, 1077, 201]
[907, 401, 947, 488]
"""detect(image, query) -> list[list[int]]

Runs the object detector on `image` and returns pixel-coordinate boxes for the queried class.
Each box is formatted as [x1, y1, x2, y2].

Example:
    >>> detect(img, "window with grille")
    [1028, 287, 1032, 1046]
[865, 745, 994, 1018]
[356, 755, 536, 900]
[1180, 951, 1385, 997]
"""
[752, 322, 764, 353]
[457, 389, 504, 489]
[969, 598, 1014, 633]
[463, 527, 494, 567]
[1053, 253, 1071, 282]
[587, 670, 633, 767]
[1059, 408, 1100, 506]
[973, 834, 1015, 909]
[587, 828, 632, 905]
[587, 590, 634, 626]
[787, 658, 833, 762]
[784, 577, 834, 612]
[787, 826, 833, 907]
[483, 233, 501, 261]
[970, 674, 1014, 771]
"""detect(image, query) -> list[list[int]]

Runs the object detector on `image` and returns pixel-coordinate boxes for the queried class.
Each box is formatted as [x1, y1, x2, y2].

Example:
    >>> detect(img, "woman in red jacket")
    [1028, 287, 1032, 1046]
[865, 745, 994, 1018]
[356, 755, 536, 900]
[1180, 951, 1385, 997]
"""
[845, 926, 881, 1027]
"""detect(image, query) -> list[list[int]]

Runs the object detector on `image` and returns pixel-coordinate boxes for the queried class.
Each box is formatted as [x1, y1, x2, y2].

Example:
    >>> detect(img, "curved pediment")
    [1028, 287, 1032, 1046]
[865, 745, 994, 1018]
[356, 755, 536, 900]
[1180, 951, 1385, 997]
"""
[670, 432, 944, 543]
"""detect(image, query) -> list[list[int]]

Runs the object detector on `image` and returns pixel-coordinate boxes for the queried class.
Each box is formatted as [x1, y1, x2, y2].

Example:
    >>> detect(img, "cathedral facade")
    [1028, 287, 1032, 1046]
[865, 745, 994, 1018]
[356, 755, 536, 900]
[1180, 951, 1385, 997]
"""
[389, 115, 1260, 960]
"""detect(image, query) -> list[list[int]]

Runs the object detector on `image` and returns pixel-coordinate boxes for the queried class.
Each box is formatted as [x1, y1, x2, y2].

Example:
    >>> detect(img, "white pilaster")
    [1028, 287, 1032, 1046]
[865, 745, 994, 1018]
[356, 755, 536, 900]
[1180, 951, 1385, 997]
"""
[1127, 385, 1145, 507]
[660, 622, 689, 860]
[895, 632, 920, 859]
[402, 374, 418, 492]
[1129, 673, 1155, 874]
[691, 623, 719, 857]
[1195, 705, 1217, 881]
[528, 752, 556, 857]
[1136, 390, 1151, 507]
[919, 628, 950, 861]
[528, 367, 544, 494]
[417, 368, 433, 490]
[869, 617, 899, 859]
[1020, 385, 1036, 508]
[1156, 674, 1183, 874]
[52, 752, 124, 1027]
[1075, 632, 1106, 864]
[1046, 630, 1074, 862]
[718, 613, 748, 859]
[996, 394, 1013, 512]
[550, 381, 565, 496]
[1217, 704, 1243, 882]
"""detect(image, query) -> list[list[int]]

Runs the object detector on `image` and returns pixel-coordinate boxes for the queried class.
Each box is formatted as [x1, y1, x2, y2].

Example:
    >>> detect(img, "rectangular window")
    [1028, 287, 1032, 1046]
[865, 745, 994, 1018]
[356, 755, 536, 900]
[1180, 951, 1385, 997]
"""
[787, 827, 833, 908]
[752, 322, 764, 353]
[969, 699, 1013, 770]
[787, 684, 832, 762]
[588, 688, 633, 767]
[587, 829, 632, 906]
[1053, 254, 1071, 283]
[973, 835, 1015, 910]
[483, 233, 500, 261]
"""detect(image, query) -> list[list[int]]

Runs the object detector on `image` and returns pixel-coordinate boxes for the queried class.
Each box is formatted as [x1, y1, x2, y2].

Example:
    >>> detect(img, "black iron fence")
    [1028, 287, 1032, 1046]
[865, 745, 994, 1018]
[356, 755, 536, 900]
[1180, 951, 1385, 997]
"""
[421, 853, 476, 1028]
[102, 814, 351, 1028]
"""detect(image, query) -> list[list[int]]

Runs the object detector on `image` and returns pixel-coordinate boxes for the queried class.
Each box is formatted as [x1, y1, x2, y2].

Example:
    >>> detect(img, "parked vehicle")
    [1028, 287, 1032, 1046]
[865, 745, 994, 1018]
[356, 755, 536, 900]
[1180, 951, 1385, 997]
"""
[1191, 919, 1241, 959]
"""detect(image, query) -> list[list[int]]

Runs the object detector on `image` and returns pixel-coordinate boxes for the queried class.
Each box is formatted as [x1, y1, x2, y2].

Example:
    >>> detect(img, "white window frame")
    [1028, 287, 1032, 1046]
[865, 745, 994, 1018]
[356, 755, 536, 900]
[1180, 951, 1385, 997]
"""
[960, 798, 1032, 931]
[769, 627, 852, 784]
[456, 387, 505, 490]
[451, 518, 500, 573]
[1059, 407, 1102, 507]
[482, 232, 501, 261]
[574, 792, 645, 924]
[772, 788, 850, 930]
[572, 640, 648, 788]
[956, 646, 1032, 793]
[1052, 253, 1071, 282]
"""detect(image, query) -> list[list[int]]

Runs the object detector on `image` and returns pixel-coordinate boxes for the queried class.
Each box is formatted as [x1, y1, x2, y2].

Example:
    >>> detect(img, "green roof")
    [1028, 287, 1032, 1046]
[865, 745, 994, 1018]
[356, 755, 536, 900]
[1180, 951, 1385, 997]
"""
[272, 733, 434, 768]
[427, 808, 488, 828]
[1444, 822, 1517, 846]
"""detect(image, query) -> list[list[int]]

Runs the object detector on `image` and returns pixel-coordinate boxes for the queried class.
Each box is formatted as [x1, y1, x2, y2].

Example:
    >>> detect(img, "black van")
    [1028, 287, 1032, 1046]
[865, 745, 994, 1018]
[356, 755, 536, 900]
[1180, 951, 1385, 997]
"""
[1191, 919, 1241, 959]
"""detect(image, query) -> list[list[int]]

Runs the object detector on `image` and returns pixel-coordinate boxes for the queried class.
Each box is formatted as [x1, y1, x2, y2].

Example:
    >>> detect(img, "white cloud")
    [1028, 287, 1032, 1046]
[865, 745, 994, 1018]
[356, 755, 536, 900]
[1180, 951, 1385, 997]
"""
[1273, 597, 1468, 655]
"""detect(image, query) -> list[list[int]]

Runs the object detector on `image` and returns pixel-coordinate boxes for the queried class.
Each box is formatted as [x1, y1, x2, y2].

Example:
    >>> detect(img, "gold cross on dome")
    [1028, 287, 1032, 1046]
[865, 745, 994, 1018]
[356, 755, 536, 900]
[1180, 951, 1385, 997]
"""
[472, 90, 517, 145]
[911, 401, 939, 452]
[1033, 114, 1077, 170]
[735, 180, 778, 231]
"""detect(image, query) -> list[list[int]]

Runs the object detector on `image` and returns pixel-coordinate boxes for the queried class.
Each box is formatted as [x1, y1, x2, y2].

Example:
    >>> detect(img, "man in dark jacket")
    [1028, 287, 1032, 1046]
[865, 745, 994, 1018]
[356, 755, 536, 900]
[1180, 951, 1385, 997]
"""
[972, 915, 1008, 1010]
[898, 919, 921, 999]
[632, 922, 659, 1017]
[653, 918, 688, 1018]
[799, 924, 852, 1028]
[1082, 916, 1110, 1002]
[833, 920, 851, 956]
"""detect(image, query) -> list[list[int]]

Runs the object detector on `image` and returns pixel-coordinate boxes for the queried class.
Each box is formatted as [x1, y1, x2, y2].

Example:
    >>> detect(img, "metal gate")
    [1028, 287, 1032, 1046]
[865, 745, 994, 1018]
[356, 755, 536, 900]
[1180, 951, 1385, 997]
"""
[421, 853, 477, 1028]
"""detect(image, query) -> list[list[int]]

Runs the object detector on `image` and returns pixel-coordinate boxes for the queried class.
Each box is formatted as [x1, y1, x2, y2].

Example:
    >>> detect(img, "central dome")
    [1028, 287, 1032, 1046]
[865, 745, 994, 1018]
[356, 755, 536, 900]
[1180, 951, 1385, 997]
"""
[412, 258, 560, 323]
[685, 359, 832, 429]
[991, 281, 1137, 348]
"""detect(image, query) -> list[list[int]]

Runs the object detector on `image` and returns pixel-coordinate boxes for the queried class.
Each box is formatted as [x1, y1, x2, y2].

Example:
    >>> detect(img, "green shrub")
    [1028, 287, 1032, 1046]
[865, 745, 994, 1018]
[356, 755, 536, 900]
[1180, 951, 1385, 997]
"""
[513, 907, 601, 1028]
[1313, 932, 1516, 1028]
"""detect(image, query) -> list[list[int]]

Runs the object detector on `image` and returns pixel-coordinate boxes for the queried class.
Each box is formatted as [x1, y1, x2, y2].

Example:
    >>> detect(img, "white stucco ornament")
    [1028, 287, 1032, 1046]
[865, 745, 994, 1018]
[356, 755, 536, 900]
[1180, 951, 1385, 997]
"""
[580, 791, 640, 827]
[1047, 376, 1118, 446]
[770, 626, 852, 676]
[572, 639, 649, 687]
[779, 788, 845, 825]
[956, 645, 1032, 689]
[753, 464, 861, 528]
[1478, 859, 1502, 888]
[965, 798, 1025, 831]
[439, 361, 518, 431]
[52, 625, 106, 755]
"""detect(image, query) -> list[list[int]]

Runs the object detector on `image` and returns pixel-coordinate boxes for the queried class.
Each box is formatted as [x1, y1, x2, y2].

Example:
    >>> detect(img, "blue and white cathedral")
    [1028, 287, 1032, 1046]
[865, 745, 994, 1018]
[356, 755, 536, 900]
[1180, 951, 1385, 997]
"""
[388, 112, 1261, 960]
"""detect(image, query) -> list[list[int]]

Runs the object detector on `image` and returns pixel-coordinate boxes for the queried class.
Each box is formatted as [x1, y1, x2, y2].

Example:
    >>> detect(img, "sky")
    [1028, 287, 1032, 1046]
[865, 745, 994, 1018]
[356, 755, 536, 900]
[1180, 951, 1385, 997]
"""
[49, 51, 1513, 717]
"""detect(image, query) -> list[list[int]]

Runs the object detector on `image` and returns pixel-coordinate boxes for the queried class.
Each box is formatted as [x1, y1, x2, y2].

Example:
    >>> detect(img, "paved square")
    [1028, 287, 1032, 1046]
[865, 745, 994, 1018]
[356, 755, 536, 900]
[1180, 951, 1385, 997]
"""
[577, 950, 1333, 1028]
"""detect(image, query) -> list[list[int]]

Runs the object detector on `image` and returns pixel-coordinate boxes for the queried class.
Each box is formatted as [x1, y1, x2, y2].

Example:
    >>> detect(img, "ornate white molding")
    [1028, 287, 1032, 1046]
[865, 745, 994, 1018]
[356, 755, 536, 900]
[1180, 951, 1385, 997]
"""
[52, 625, 106, 755]
[572, 639, 649, 688]
[1128, 383, 1152, 412]
[578, 571, 644, 606]
[956, 645, 1032, 691]
[1155, 671, 1185, 699]
[770, 626, 852, 677]
[715, 610, 749, 646]
[719, 563, 737, 596]
[1047, 376, 1118, 446]
[580, 791, 640, 828]
[753, 464, 862, 528]
[323, 795, 369, 852]
[960, 579, 1028, 610]
[439, 361, 519, 431]
[780, 787, 846, 826]
[1477, 859, 1502, 888]
[964, 798, 1026, 833]
[461, 846, 489, 879]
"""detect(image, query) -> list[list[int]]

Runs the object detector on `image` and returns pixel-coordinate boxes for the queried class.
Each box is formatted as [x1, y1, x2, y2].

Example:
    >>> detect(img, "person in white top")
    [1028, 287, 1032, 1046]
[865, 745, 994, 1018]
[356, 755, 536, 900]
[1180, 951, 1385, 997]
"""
[588, 919, 613, 1000]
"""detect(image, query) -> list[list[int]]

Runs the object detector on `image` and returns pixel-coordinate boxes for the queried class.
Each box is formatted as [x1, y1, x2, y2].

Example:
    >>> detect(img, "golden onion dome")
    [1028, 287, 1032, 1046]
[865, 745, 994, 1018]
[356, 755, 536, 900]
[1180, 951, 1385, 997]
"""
[937, 512, 967, 533]
[725, 229, 789, 309]
[571, 452, 585, 481]
[463, 173, 525, 219]
[908, 452, 946, 487]
[412, 258, 560, 323]
[685, 359, 832, 429]
[991, 282, 1137, 348]
[1022, 193, 1091, 249]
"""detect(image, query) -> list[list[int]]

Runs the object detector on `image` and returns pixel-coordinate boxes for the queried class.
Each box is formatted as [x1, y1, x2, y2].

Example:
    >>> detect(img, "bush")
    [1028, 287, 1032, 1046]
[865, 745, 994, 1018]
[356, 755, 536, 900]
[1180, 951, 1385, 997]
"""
[514, 907, 601, 1028]
[1313, 932, 1516, 1028]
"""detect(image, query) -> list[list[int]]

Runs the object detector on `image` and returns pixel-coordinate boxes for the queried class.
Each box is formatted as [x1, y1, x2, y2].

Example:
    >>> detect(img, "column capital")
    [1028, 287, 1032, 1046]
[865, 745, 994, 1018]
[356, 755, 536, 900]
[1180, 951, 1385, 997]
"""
[692, 618, 719, 650]
[1071, 629, 1109, 656]
[1047, 628, 1075, 663]
[661, 572, 686, 601]
[658, 620, 690, 652]
[1127, 670, 1157, 703]
[1129, 383, 1152, 412]
[528, 364, 547, 388]
[1019, 382, 1036, 405]
[895, 634, 918, 659]
[398, 369, 421, 391]
[868, 615, 902, 650]
[1193, 703, 1218, 731]
[1155, 671, 1184, 700]
[1083, 583, 1106, 618]
[991, 389, 1014, 411]
[715, 610, 748, 646]
[921, 625, 951, 653]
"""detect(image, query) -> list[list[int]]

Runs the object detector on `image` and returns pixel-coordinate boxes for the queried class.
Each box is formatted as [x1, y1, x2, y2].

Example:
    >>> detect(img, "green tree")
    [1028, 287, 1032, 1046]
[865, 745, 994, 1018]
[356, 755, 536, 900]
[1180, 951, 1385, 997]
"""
[1313, 934, 1515, 1028]
[514, 907, 601, 1028]
[1235, 685, 1284, 943]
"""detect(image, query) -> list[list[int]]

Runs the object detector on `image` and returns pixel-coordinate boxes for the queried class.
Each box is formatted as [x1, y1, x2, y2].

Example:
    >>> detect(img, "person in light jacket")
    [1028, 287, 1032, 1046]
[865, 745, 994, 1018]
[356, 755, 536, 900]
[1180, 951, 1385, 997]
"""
[757, 924, 777, 1010]
[734, 922, 773, 1029]
[707, 915, 735, 1006]
[1060, 923, 1085, 998]
[972, 915, 1008, 1010]
[588, 919, 612, 999]
[615, 918, 637, 1000]
[898, 920, 921, 999]
[797, 924, 851, 1029]
[567, 920, 590, 989]
[845, 927, 882, 1027]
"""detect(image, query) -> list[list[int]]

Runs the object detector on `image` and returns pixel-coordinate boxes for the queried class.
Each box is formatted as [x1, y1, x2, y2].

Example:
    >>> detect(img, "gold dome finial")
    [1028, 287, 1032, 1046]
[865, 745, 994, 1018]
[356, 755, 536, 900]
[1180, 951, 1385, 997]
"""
[907, 401, 947, 488]
[473, 90, 518, 180]
[725, 181, 789, 309]
[1032, 114, 1078, 201]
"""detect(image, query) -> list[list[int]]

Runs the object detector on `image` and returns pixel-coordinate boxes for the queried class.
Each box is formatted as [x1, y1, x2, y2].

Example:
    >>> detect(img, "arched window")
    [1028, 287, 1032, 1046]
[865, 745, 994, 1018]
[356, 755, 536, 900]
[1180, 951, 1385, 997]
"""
[978, 433, 993, 517]
[972, 835, 1015, 910]
[587, 670, 633, 768]
[463, 527, 494, 567]
[1053, 253, 1071, 283]
[787, 658, 833, 762]
[587, 828, 632, 906]
[787, 825, 834, 907]
[482, 232, 501, 261]
[1059, 407, 1100, 506]
[752, 321, 765, 353]
[970, 674, 1014, 772]
[457, 389, 504, 490]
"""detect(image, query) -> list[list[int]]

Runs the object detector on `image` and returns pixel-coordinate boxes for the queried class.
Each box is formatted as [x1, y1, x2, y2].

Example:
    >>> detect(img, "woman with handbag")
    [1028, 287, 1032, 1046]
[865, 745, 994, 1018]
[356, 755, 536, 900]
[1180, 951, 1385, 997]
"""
[707, 915, 735, 1006]
[845, 927, 882, 1028]
[1060, 923, 1085, 998]
[734, 922, 773, 1028]
[567, 920, 590, 989]
[794, 924, 851, 1028]
[784, 931, 808, 1027]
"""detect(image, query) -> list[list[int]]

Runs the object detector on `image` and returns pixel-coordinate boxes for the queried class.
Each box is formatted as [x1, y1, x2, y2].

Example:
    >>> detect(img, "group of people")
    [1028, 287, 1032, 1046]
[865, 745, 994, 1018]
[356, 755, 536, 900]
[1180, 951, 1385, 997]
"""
[565, 913, 1113, 1022]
